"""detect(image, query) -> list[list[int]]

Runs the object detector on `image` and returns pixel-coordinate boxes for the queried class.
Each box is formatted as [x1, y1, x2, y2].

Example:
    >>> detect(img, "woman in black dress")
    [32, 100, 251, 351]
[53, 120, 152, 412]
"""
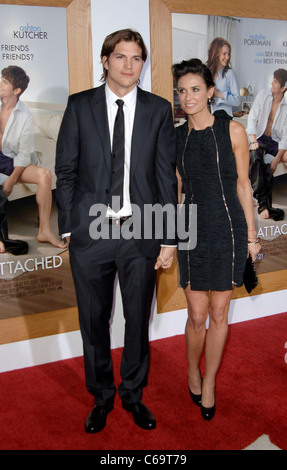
[172, 59, 261, 420]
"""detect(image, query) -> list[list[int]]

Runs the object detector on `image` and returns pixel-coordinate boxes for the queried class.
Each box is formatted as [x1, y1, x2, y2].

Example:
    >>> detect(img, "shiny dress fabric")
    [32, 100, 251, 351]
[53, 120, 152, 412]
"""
[176, 116, 247, 291]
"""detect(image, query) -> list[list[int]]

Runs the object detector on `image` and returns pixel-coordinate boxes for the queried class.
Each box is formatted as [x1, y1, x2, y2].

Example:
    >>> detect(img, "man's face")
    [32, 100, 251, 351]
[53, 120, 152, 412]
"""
[0, 76, 21, 99]
[102, 40, 144, 97]
[271, 76, 285, 95]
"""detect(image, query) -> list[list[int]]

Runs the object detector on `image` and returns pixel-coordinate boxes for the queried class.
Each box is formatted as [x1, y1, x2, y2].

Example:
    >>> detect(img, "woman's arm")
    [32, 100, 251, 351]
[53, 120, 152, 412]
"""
[229, 120, 261, 260]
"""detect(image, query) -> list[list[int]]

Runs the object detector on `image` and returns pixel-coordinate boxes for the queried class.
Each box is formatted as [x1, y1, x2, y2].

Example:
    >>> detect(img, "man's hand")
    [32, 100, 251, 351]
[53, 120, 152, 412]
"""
[154, 246, 176, 270]
[63, 235, 70, 246]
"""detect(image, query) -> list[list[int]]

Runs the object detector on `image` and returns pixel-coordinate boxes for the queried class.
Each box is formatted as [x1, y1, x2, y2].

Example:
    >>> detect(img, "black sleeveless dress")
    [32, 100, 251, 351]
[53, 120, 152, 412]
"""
[176, 116, 247, 291]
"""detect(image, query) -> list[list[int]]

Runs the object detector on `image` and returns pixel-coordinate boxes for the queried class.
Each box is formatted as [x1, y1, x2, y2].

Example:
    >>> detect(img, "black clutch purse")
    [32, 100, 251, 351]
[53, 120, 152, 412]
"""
[243, 255, 258, 294]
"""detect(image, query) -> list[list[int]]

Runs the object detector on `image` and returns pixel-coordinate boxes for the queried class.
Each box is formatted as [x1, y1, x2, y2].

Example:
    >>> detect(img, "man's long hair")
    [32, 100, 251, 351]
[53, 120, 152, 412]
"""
[100, 29, 147, 82]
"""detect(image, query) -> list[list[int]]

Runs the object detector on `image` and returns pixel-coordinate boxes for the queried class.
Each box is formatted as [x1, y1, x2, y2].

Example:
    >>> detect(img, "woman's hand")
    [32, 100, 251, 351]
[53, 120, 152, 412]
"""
[213, 88, 225, 99]
[247, 240, 261, 261]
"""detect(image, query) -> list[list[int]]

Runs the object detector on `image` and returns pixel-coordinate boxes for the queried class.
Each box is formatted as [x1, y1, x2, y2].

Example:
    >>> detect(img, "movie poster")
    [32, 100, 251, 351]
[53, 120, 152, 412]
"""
[0, 5, 77, 322]
[172, 14, 287, 276]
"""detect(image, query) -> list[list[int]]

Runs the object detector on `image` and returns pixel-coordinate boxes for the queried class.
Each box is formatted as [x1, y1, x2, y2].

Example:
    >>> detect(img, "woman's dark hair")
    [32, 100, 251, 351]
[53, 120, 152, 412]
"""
[172, 58, 215, 90]
[206, 37, 231, 78]
[100, 28, 147, 82]
[1, 65, 29, 96]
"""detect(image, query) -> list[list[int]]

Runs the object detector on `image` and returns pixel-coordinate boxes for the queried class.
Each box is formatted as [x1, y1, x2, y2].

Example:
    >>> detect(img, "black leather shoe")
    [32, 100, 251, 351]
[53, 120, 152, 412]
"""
[2, 239, 29, 255]
[201, 403, 216, 421]
[85, 403, 113, 433]
[122, 401, 156, 430]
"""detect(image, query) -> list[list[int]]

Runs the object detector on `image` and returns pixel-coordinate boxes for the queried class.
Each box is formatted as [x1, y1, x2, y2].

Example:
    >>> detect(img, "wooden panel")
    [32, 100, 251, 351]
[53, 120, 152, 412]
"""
[159, 0, 287, 20]
[150, 0, 287, 312]
[0, 0, 72, 6]
[67, 0, 93, 93]
[149, 0, 173, 101]
[0, 308, 79, 345]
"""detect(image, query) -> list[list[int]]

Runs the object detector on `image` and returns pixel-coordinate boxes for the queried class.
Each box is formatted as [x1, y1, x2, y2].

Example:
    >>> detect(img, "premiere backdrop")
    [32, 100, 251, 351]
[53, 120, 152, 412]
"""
[0, 7, 286, 322]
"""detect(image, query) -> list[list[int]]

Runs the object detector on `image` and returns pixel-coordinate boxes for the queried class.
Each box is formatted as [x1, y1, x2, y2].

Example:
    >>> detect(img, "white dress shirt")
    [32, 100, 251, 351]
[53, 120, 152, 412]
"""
[211, 68, 240, 118]
[246, 89, 287, 150]
[105, 84, 136, 218]
[0, 100, 34, 167]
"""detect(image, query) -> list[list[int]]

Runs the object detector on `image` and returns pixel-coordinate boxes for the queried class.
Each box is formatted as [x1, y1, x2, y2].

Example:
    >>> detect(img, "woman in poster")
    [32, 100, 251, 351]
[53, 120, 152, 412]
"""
[173, 58, 260, 420]
[206, 37, 240, 119]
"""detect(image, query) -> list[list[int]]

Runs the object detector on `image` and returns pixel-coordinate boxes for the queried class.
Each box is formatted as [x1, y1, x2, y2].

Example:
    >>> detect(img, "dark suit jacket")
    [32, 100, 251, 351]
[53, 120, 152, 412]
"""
[55, 84, 177, 258]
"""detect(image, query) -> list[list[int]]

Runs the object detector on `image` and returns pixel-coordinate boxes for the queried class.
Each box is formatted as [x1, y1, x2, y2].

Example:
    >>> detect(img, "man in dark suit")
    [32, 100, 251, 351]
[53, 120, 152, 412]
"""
[55, 29, 177, 433]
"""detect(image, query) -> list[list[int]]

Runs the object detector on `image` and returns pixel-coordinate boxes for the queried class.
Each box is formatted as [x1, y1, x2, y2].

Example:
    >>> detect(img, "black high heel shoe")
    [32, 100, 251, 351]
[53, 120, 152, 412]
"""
[189, 388, 202, 407]
[201, 403, 215, 420]
[188, 371, 202, 407]
[201, 386, 216, 420]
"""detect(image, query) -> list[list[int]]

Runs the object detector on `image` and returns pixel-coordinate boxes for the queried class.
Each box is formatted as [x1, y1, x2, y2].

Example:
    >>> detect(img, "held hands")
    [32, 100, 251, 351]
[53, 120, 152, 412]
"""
[154, 246, 176, 270]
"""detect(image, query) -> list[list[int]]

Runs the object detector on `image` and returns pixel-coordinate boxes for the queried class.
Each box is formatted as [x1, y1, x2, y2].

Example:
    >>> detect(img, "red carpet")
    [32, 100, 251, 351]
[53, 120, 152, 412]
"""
[1, 313, 287, 451]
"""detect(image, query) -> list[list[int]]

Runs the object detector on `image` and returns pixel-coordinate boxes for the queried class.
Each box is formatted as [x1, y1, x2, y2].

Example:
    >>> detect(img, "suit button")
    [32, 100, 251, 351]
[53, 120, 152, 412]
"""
[105, 189, 109, 194]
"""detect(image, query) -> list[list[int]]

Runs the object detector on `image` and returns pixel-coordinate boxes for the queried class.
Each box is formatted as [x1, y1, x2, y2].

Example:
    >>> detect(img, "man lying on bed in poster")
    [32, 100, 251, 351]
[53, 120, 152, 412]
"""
[247, 68, 287, 221]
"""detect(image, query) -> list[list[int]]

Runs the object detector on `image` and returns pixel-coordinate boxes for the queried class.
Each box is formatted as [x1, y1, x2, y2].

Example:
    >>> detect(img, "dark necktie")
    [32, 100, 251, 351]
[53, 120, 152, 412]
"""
[110, 99, 125, 212]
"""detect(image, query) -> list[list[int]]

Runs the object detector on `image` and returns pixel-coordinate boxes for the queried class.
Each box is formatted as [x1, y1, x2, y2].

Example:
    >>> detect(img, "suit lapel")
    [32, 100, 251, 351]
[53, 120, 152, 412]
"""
[88, 84, 111, 171]
[88, 86, 151, 177]
[130, 87, 149, 178]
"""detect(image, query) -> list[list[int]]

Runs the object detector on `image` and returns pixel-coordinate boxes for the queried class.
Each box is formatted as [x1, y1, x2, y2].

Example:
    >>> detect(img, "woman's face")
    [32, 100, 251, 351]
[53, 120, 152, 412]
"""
[177, 73, 214, 117]
[218, 44, 230, 69]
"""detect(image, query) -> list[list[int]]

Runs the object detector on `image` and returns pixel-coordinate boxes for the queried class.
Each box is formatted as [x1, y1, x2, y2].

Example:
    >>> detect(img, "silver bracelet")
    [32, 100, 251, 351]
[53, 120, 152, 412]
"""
[248, 239, 259, 244]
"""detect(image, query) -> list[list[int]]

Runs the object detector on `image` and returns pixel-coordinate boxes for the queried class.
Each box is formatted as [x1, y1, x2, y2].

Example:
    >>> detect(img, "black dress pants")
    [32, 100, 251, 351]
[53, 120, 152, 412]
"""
[0, 186, 28, 254]
[249, 146, 284, 221]
[69, 223, 157, 406]
[249, 145, 273, 213]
